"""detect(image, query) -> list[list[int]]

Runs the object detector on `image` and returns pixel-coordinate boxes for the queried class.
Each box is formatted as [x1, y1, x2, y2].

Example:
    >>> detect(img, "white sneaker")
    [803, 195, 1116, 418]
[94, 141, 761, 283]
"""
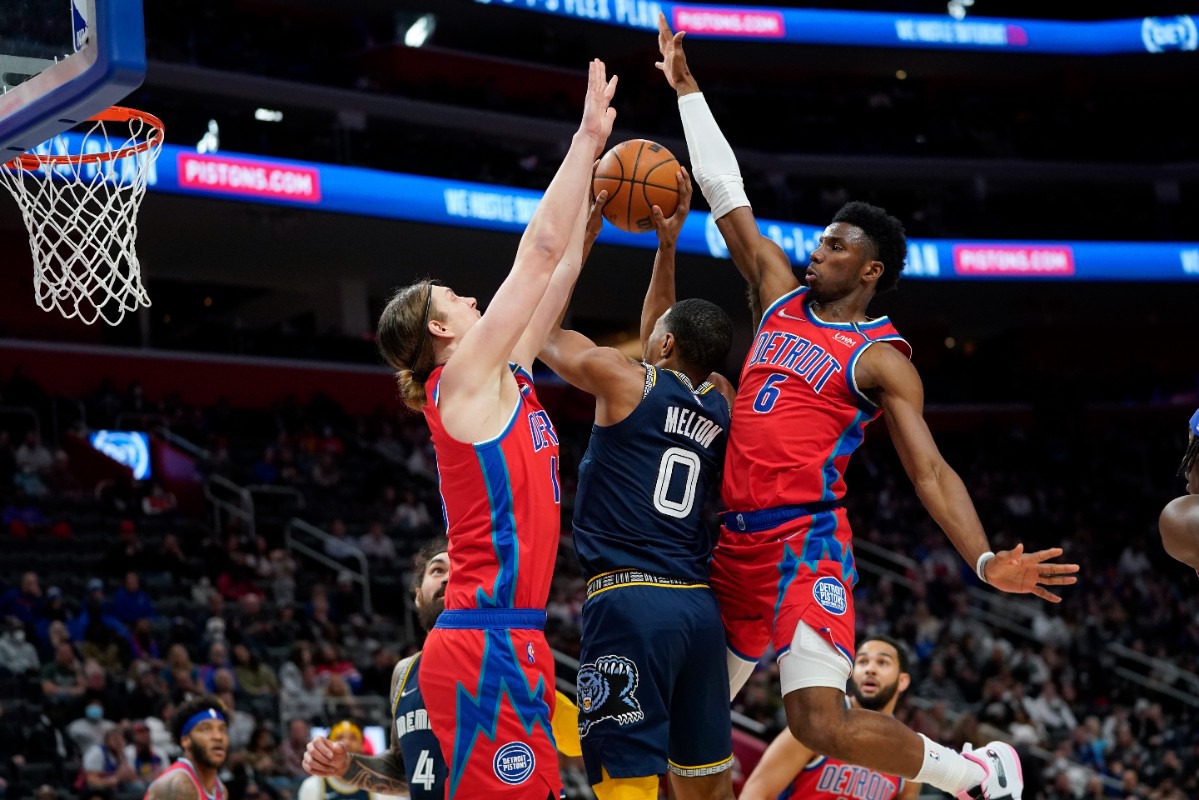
[956, 741, 1023, 800]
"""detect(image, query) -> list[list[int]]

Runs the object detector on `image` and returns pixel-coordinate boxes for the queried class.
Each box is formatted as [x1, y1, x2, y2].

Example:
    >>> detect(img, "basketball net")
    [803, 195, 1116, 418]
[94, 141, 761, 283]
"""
[0, 107, 164, 326]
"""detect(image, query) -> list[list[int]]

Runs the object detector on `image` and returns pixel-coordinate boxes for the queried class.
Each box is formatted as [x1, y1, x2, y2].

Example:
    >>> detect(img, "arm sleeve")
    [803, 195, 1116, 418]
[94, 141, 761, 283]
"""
[677, 92, 751, 220]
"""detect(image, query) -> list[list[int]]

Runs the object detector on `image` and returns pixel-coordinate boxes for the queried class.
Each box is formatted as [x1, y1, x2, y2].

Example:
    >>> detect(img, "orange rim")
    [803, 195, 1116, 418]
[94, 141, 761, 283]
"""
[4, 106, 164, 171]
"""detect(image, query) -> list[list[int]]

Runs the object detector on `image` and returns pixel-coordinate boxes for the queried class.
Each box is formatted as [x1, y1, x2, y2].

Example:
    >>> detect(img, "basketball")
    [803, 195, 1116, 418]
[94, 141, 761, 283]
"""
[592, 139, 680, 233]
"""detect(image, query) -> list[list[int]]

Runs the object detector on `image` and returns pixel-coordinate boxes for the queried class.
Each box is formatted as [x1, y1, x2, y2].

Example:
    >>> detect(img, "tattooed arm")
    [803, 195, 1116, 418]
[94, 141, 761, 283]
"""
[145, 770, 201, 800]
[302, 661, 409, 795]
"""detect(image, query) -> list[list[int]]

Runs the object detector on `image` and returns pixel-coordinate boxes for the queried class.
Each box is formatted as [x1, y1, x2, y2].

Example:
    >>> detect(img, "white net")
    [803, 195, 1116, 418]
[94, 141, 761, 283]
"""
[0, 108, 163, 326]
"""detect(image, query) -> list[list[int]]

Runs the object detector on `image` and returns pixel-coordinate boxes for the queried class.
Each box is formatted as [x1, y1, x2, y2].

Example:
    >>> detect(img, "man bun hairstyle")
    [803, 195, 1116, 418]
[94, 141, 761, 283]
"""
[832, 201, 907, 293]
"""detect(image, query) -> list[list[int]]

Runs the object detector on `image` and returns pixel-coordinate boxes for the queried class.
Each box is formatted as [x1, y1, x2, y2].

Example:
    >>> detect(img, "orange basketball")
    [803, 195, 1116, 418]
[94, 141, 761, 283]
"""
[592, 139, 680, 233]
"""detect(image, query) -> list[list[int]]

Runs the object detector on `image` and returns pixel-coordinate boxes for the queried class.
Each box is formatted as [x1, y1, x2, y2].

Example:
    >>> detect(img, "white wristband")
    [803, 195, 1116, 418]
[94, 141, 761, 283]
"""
[975, 551, 996, 584]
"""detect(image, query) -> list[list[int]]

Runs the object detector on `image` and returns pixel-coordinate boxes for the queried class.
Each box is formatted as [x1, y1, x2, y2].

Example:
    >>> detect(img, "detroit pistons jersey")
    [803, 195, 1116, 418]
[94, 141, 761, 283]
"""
[423, 364, 561, 609]
[722, 286, 910, 513]
[391, 653, 447, 799]
[780, 755, 905, 800]
[574, 366, 729, 583]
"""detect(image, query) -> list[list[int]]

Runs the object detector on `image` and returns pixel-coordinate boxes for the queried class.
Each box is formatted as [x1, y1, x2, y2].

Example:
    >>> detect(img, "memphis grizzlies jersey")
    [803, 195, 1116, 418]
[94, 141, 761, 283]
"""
[573, 365, 729, 583]
[317, 780, 370, 800]
[391, 653, 447, 799]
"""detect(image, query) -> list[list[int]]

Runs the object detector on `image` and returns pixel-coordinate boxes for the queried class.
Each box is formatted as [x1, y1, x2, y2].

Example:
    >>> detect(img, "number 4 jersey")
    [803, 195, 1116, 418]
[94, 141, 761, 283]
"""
[391, 652, 447, 799]
[573, 365, 730, 583]
[722, 286, 910, 514]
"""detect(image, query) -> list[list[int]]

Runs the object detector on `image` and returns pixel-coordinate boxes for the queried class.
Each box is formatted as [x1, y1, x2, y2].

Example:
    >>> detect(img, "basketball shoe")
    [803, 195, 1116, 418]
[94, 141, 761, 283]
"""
[956, 741, 1023, 800]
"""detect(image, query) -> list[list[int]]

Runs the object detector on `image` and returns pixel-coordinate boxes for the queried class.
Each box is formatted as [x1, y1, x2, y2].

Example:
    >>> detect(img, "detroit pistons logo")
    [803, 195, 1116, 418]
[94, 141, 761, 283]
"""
[577, 655, 644, 736]
[813, 576, 847, 616]
[493, 741, 535, 785]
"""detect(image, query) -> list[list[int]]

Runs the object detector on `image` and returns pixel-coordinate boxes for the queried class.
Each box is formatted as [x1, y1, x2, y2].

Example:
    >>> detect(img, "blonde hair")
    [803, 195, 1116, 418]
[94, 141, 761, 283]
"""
[377, 280, 440, 411]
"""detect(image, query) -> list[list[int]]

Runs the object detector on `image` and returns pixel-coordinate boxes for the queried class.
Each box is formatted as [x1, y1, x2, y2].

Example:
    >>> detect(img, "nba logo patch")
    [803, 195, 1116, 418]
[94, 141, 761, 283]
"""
[493, 741, 535, 785]
[527, 641, 536, 664]
[813, 577, 847, 616]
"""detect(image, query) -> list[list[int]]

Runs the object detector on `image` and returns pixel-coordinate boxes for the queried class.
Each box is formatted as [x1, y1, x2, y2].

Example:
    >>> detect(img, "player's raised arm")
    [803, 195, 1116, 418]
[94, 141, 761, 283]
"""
[639, 167, 691, 350]
[859, 341, 1079, 600]
[438, 59, 616, 404]
[739, 728, 817, 800]
[656, 13, 796, 325]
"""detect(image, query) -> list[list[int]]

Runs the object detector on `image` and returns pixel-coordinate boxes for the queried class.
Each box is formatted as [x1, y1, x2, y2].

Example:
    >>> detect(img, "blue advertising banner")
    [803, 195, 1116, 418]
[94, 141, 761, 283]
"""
[470, 1, 1198, 56]
[20, 133, 1199, 281]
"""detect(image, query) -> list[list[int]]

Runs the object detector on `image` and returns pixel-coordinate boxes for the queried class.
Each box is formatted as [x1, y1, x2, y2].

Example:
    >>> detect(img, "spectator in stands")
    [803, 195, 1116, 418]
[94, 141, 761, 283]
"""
[310, 450, 342, 489]
[81, 659, 129, 721]
[81, 726, 140, 797]
[15, 431, 53, 476]
[154, 534, 192, 588]
[0, 431, 16, 487]
[280, 664, 325, 726]
[302, 586, 338, 641]
[216, 551, 263, 602]
[278, 718, 313, 781]
[44, 450, 84, 498]
[322, 519, 360, 565]
[267, 548, 297, 608]
[198, 641, 234, 693]
[40, 640, 85, 714]
[391, 489, 431, 536]
[127, 663, 169, 721]
[328, 573, 363, 623]
[103, 519, 150, 575]
[244, 727, 281, 781]
[1025, 680, 1078, 743]
[357, 646, 396, 698]
[356, 520, 396, 566]
[0, 571, 43, 625]
[124, 720, 168, 785]
[78, 603, 130, 674]
[0, 615, 39, 673]
[141, 482, 178, 516]
[231, 643, 279, 698]
[216, 691, 255, 751]
[68, 700, 116, 754]
[111, 572, 157, 625]
[163, 644, 201, 701]
[129, 619, 163, 665]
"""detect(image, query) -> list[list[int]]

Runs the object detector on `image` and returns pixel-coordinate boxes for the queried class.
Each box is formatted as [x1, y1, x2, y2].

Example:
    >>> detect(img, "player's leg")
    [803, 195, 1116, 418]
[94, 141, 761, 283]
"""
[709, 529, 773, 699]
[577, 586, 681, 800]
[780, 620, 1021, 800]
[665, 588, 735, 800]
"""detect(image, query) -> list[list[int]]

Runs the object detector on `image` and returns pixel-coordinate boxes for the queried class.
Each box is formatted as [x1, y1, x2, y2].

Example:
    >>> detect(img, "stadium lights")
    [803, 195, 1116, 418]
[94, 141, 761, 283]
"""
[254, 108, 284, 123]
[405, 13, 437, 48]
[947, 0, 974, 21]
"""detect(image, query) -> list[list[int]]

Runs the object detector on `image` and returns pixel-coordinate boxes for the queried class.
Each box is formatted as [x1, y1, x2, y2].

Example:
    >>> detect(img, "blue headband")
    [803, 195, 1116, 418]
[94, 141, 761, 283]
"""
[1190, 408, 1199, 437]
[181, 708, 226, 737]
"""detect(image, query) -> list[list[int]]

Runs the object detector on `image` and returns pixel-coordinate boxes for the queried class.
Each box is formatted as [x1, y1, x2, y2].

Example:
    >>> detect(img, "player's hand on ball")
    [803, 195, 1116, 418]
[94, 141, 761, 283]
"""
[586, 189, 609, 242]
[302, 736, 350, 778]
[985, 543, 1079, 602]
[651, 167, 692, 246]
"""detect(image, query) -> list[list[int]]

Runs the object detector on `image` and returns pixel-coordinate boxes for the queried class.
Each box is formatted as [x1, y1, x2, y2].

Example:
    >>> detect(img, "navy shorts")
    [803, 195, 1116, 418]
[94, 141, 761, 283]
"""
[576, 578, 733, 785]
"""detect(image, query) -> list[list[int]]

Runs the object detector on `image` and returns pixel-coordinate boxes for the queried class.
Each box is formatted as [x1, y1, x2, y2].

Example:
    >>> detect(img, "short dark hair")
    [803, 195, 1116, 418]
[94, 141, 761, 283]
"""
[664, 299, 733, 376]
[412, 535, 450, 595]
[832, 201, 907, 293]
[859, 635, 911, 675]
[171, 694, 228, 745]
[1181, 434, 1199, 478]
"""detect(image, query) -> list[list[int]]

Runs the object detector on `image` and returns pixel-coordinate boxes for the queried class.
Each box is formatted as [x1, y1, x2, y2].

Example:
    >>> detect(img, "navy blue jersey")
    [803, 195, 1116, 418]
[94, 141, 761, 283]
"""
[573, 366, 730, 582]
[391, 653, 448, 799]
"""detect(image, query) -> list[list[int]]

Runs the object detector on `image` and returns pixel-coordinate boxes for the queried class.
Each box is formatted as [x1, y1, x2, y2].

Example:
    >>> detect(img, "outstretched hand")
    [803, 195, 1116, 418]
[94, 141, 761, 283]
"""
[580, 59, 618, 158]
[984, 544, 1079, 603]
[650, 166, 693, 246]
[655, 12, 695, 92]
[302, 736, 350, 778]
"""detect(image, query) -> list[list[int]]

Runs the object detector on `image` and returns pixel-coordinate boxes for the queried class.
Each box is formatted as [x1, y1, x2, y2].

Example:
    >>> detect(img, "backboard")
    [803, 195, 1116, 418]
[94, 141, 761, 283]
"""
[0, 0, 146, 160]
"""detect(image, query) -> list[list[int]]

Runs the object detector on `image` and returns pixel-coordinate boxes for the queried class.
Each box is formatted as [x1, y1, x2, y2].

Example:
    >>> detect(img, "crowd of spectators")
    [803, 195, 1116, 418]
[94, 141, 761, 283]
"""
[0, 362, 1196, 800]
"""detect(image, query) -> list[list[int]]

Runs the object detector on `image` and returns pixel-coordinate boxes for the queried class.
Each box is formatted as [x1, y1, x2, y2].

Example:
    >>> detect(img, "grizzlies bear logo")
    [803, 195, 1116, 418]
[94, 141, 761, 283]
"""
[576, 654, 644, 737]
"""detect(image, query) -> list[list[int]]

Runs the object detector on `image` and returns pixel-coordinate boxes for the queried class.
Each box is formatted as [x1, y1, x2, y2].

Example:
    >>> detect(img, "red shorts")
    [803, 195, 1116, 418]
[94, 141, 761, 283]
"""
[710, 506, 858, 665]
[420, 612, 560, 800]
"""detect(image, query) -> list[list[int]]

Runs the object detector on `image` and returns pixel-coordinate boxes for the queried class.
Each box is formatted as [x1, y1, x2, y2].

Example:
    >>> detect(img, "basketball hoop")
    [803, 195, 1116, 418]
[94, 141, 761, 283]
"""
[1, 106, 164, 326]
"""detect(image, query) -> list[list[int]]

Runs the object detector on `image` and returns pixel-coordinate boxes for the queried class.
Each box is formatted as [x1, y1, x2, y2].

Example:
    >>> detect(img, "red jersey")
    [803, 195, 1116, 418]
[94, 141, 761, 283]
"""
[721, 287, 910, 512]
[146, 759, 224, 800]
[423, 364, 561, 610]
[779, 755, 904, 800]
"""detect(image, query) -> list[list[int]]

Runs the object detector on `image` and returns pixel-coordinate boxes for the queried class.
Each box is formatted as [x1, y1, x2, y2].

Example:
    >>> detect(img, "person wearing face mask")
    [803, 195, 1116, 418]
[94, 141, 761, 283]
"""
[68, 700, 116, 755]
[0, 615, 39, 673]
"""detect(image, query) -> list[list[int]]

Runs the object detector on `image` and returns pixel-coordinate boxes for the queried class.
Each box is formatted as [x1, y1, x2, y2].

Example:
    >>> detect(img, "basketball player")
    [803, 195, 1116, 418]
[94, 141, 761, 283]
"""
[1159, 408, 1199, 570]
[373, 63, 615, 800]
[298, 721, 399, 800]
[303, 538, 584, 799]
[538, 169, 736, 800]
[143, 695, 228, 800]
[655, 14, 1078, 800]
[740, 637, 920, 800]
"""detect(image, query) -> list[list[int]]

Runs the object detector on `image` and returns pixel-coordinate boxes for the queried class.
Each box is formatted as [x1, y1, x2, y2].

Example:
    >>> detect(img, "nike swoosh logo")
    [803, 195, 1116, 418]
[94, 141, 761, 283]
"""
[987, 748, 1007, 788]
[400, 685, 419, 698]
[776, 308, 805, 322]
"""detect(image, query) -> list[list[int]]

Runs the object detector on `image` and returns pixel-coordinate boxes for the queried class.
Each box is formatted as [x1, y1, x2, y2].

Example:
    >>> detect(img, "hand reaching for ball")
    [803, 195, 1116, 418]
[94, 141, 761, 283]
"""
[650, 166, 692, 248]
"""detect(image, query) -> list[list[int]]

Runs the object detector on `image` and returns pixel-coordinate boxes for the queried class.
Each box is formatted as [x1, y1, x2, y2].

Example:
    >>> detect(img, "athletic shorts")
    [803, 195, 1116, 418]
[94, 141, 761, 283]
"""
[420, 609, 560, 800]
[711, 505, 858, 667]
[577, 572, 733, 786]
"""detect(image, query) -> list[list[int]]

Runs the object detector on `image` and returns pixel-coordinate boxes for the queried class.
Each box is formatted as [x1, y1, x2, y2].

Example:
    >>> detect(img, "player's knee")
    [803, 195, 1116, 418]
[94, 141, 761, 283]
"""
[785, 696, 844, 756]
